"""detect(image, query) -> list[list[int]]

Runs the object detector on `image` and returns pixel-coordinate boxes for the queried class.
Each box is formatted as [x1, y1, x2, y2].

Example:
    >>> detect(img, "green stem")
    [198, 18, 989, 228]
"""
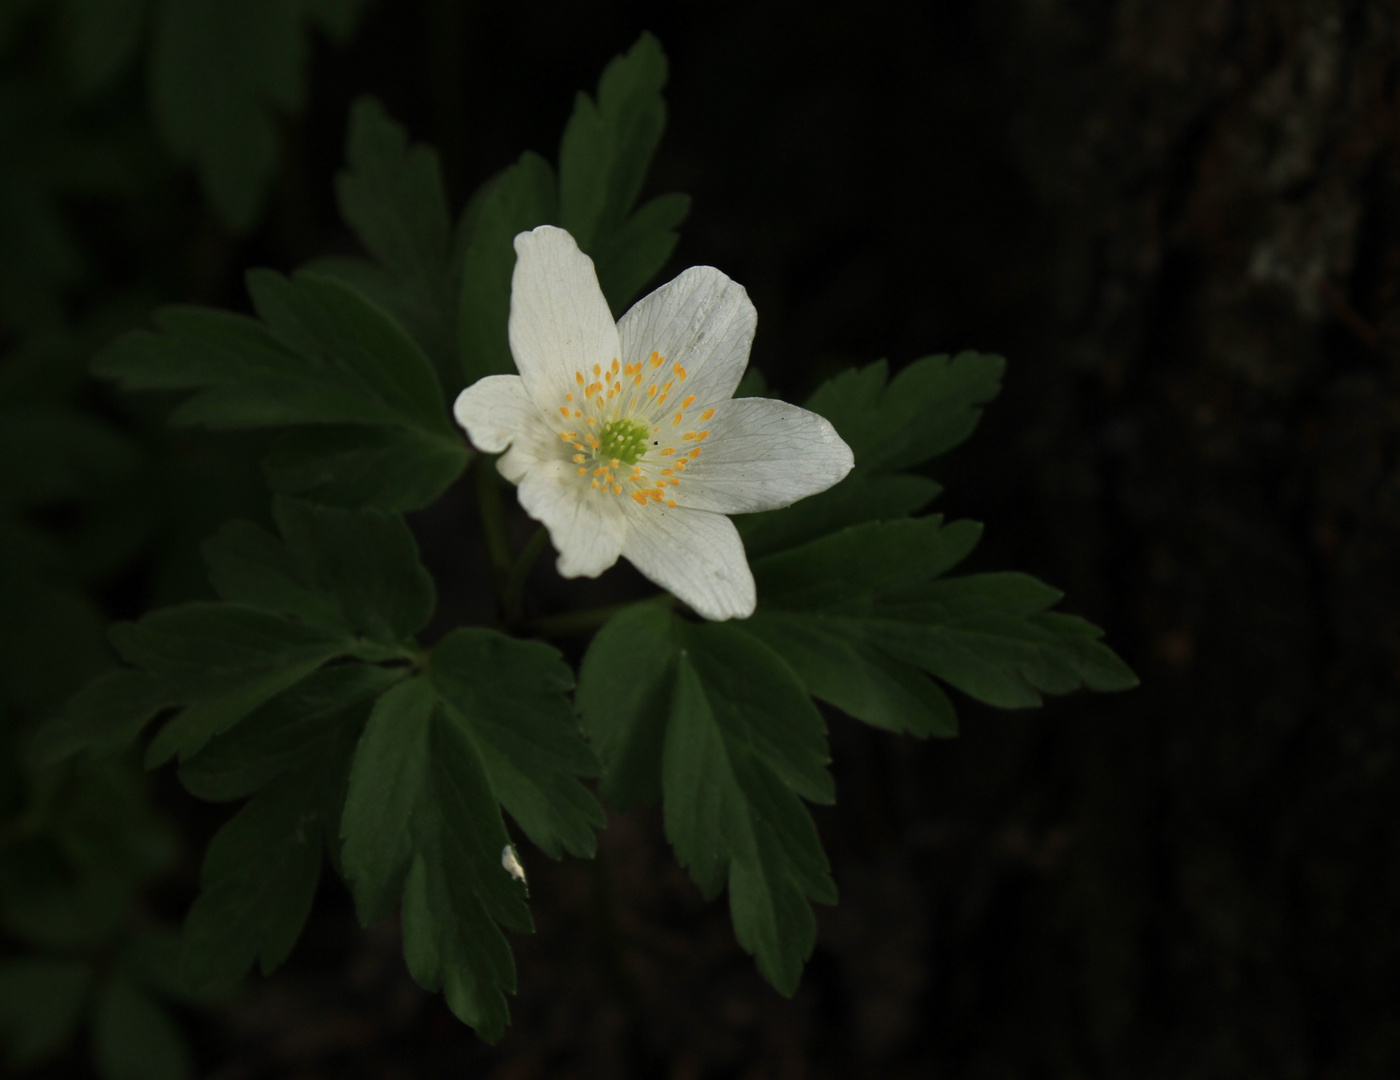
[472, 455, 513, 609]
[503, 526, 550, 628]
[525, 598, 668, 639]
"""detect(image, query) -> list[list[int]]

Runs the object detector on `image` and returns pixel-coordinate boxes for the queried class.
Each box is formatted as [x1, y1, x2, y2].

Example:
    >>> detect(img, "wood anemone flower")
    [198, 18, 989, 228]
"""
[453, 225, 854, 620]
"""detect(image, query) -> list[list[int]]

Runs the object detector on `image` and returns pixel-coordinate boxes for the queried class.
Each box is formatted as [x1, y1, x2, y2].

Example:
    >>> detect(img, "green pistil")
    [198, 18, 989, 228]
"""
[597, 417, 650, 465]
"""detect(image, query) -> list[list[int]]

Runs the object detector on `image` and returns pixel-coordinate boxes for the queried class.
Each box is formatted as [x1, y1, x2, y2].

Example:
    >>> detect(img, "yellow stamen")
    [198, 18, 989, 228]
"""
[700, 408, 715, 420]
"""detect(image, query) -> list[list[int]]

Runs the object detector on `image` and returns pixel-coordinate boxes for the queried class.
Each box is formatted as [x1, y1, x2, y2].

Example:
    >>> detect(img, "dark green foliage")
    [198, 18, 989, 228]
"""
[0, 959, 92, 1068]
[739, 352, 1004, 558]
[339, 630, 604, 1040]
[322, 97, 459, 388]
[94, 274, 469, 512]
[578, 605, 836, 995]
[746, 516, 1137, 735]
[146, 0, 373, 229]
[457, 33, 688, 385]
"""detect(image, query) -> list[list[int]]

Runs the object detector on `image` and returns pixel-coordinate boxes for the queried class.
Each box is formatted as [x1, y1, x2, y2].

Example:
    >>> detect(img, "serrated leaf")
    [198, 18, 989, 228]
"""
[748, 517, 1138, 726]
[0, 958, 92, 1068]
[590, 192, 689, 313]
[340, 676, 435, 925]
[559, 32, 666, 252]
[578, 609, 835, 995]
[557, 33, 687, 313]
[246, 270, 450, 435]
[430, 629, 603, 860]
[262, 423, 469, 511]
[575, 601, 677, 810]
[457, 152, 558, 383]
[148, 0, 303, 230]
[181, 750, 349, 995]
[806, 352, 1005, 474]
[269, 496, 435, 643]
[334, 97, 457, 385]
[340, 633, 600, 1039]
[737, 473, 941, 561]
[103, 603, 355, 765]
[91, 974, 191, 1080]
[203, 496, 435, 645]
[179, 663, 402, 802]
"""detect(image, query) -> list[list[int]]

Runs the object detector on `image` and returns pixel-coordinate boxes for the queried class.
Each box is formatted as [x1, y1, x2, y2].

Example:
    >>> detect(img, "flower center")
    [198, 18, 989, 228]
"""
[553, 351, 715, 508]
[597, 417, 650, 465]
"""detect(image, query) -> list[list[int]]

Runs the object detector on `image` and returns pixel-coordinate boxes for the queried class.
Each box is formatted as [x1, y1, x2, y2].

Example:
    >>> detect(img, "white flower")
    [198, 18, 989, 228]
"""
[453, 225, 854, 621]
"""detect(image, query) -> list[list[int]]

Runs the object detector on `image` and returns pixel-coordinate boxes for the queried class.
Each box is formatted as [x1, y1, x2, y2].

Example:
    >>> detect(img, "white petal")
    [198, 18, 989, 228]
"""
[672, 398, 854, 514]
[453, 374, 540, 453]
[516, 459, 627, 578]
[617, 266, 756, 411]
[453, 374, 561, 483]
[621, 504, 755, 621]
[508, 226, 621, 410]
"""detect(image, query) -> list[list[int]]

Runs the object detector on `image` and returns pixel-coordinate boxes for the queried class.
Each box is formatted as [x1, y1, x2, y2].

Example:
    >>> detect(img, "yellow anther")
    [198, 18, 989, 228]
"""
[661, 468, 674, 476]
[660, 447, 676, 456]
[577, 467, 587, 474]
[573, 443, 585, 451]
[674, 363, 687, 381]
[650, 351, 664, 368]
[611, 483, 623, 494]
[631, 491, 649, 505]
[593, 363, 601, 376]
[696, 430, 710, 440]
[647, 385, 657, 398]
[559, 406, 570, 417]
[700, 408, 715, 420]
[666, 499, 676, 507]
[586, 416, 596, 425]
[681, 395, 696, 408]
[566, 393, 574, 402]
[572, 454, 586, 463]
[688, 448, 702, 458]
[682, 432, 696, 441]
[576, 372, 585, 385]
[668, 478, 680, 487]
[593, 467, 607, 476]
[610, 458, 621, 468]
[663, 380, 674, 391]
[672, 413, 683, 426]
[658, 393, 669, 405]
[574, 410, 583, 418]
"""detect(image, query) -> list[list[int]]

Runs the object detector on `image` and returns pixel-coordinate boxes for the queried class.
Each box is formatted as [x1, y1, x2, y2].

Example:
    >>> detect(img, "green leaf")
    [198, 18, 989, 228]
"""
[246, 270, 451, 435]
[340, 632, 601, 1039]
[104, 603, 355, 765]
[0, 958, 92, 1068]
[340, 676, 435, 925]
[262, 424, 468, 512]
[591, 192, 689, 314]
[578, 608, 835, 995]
[558, 33, 686, 313]
[805, 352, 1005, 474]
[457, 152, 557, 383]
[333, 97, 457, 385]
[29, 669, 172, 766]
[746, 517, 1138, 730]
[737, 473, 941, 561]
[181, 756, 345, 995]
[204, 496, 435, 644]
[91, 974, 191, 1080]
[575, 601, 677, 810]
[429, 629, 604, 860]
[149, 0, 304, 230]
[179, 663, 402, 802]
[95, 276, 464, 503]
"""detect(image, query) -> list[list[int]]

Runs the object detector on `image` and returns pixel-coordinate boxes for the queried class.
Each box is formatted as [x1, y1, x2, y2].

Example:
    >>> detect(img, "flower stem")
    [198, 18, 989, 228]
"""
[525, 596, 671, 639]
[472, 455, 513, 611]
[503, 526, 549, 628]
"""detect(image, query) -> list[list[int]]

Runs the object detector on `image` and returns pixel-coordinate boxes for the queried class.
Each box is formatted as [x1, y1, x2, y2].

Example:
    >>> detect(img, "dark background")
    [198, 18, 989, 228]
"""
[9, 0, 1400, 1076]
